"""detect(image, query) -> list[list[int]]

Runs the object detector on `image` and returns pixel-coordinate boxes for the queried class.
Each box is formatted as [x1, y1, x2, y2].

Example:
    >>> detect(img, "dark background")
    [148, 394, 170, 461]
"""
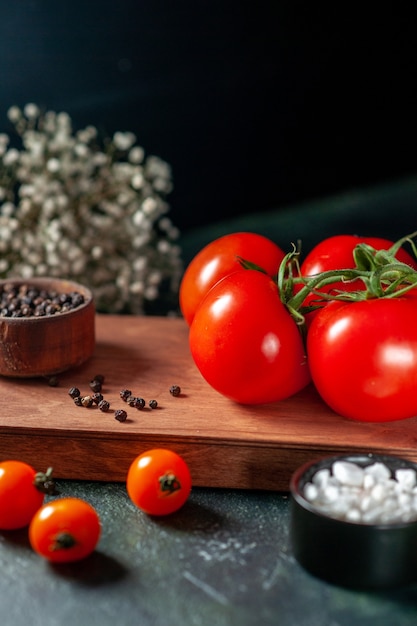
[1, 1, 416, 234]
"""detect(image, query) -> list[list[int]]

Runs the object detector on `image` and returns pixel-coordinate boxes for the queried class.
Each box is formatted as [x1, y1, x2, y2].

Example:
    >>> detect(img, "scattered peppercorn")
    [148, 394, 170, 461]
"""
[89, 379, 102, 393]
[98, 399, 110, 412]
[47, 376, 59, 387]
[133, 397, 146, 410]
[149, 399, 158, 409]
[73, 397, 83, 406]
[92, 374, 105, 384]
[169, 385, 181, 397]
[92, 392, 103, 405]
[68, 387, 81, 399]
[114, 409, 128, 422]
[120, 389, 132, 401]
[80, 395, 94, 407]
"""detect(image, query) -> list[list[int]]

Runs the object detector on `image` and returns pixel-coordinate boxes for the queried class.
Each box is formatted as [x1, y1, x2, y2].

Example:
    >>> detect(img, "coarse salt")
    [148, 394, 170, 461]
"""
[302, 459, 417, 525]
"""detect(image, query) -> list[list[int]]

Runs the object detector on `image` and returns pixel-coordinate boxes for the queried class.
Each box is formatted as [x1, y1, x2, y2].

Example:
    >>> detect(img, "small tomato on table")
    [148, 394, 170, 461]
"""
[127, 448, 192, 516]
[29, 497, 101, 562]
[0, 461, 55, 530]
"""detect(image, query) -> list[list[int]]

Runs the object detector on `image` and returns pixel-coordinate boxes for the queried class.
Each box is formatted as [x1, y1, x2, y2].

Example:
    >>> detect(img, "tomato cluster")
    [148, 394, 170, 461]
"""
[1, 449, 191, 562]
[180, 231, 417, 423]
[0, 460, 101, 562]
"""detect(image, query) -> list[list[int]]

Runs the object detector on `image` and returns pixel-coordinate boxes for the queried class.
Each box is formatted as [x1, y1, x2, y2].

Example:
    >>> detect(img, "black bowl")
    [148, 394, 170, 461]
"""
[290, 453, 417, 589]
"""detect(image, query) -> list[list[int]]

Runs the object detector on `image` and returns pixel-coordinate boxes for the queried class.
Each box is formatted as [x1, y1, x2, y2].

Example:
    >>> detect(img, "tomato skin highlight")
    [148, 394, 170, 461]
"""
[127, 448, 192, 516]
[179, 232, 285, 326]
[307, 297, 417, 422]
[29, 497, 101, 563]
[0, 460, 45, 530]
[189, 269, 310, 404]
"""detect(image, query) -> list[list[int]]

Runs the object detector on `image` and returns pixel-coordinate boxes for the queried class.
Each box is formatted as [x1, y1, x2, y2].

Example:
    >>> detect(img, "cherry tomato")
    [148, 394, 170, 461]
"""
[300, 234, 417, 311]
[0, 460, 46, 530]
[307, 296, 417, 422]
[189, 269, 310, 404]
[127, 448, 192, 516]
[179, 232, 285, 326]
[29, 497, 101, 562]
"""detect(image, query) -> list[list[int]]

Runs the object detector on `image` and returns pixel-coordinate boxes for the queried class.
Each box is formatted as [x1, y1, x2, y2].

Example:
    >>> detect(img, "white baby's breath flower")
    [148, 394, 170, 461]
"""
[0, 103, 183, 314]
[141, 197, 158, 215]
[3, 149, 20, 166]
[131, 172, 144, 190]
[113, 131, 136, 151]
[7, 106, 21, 123]
[0, 201, 15, 216]
[46, 158, 60, 173]
[91, 246, 103, 260]
[128, 146, 144, 164]
[23, 103, 40, 119]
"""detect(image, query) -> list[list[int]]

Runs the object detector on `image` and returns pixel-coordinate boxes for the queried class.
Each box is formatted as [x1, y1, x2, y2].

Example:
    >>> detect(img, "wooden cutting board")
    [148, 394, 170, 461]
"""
[1, 314, 417, 491]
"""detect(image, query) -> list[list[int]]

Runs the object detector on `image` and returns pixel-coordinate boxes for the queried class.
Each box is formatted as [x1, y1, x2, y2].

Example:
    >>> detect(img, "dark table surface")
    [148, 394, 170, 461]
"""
[1, 479, 417, 626]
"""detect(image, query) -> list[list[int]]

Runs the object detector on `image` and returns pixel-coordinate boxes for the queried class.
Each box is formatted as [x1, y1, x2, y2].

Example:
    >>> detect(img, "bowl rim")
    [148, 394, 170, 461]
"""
[0, 277, 94, 322]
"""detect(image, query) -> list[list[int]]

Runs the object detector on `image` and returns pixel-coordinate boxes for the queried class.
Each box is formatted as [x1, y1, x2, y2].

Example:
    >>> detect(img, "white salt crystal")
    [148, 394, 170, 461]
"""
[301, 459, 417, 525]
[370, 483, 385, 502]
[312, 468, 331, 488]
[332, 461, 364, 487]
[321, 484, 339, 503]
[395, 468, 417, 490]
[364, 462, 391, 481]
[345, 508, 361, 523]
[304, 483, 319, 502]
[363, 473, 376, 490]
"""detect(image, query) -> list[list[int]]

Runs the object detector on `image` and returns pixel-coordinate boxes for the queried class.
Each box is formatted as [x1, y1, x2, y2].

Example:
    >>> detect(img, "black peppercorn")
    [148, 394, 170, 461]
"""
[68, 387, 81, 398]
[89, 379, 102, 393]
[92, 392, 103, 405]
[98, 399, 110, 412]
[114, 409, 128, 422]
[120, 389, 132, 401]
[93, 374, 105, 384]
[133, 397, 146, 410]
[149, 399, 158, 409]
[73, 396, 83, 406]
[80, 395, 94, 407]
[169, 385, 181, 397]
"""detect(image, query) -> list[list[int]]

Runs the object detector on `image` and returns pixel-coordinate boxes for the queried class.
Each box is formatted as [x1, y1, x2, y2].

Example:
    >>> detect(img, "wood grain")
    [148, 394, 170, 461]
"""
[1, 315, 417, 491]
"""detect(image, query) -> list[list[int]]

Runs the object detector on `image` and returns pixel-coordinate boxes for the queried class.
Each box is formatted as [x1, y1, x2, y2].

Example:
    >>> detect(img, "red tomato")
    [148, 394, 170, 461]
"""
[29, 497, 101, 563]
[300, 235, 417, 311]
[307, 296, 417, 422]
[189, 269, 310, 404]
[179, 232, 285, 325]
[0, 460, 46, 530]
[127, 448, 192, 516]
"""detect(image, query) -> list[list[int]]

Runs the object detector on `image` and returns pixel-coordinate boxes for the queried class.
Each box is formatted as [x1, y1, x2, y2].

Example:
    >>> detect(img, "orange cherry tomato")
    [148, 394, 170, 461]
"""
[29, 497, 101, 563]
[127, 448, 192, 516]
[0, 460, 46, 530]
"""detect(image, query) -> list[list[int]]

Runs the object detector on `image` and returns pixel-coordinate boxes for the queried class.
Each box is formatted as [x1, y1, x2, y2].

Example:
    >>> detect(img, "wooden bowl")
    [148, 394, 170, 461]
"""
[0, 278, 95, 378]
